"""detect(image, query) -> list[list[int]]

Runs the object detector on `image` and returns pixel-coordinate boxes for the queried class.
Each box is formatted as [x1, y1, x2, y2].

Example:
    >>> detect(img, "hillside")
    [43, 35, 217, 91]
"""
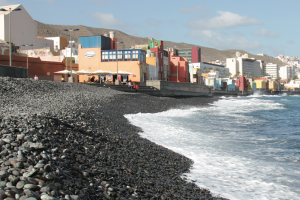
[37, 21, 285, 66]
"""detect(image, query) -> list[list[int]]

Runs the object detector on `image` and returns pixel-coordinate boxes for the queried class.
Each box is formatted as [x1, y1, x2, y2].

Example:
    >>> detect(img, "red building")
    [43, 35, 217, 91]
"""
[235, 76, 248, 91]
[191, 47, 201, 63]
[168, 49, 189, 82]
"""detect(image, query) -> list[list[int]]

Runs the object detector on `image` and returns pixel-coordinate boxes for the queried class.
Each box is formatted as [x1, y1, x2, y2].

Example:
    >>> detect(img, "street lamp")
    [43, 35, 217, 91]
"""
[112, 41, 123, 85]
[0, 6, 21, 66]
[63, 28, 79, 82]
[21, 44, 33, 69]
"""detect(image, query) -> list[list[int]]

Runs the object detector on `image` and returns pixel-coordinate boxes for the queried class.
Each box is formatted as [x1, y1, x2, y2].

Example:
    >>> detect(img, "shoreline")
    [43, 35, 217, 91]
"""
[0, 77, 225, 199]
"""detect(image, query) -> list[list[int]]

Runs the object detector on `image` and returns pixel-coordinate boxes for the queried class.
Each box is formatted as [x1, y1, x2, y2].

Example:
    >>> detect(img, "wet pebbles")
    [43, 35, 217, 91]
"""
[0, 77, 225, 200]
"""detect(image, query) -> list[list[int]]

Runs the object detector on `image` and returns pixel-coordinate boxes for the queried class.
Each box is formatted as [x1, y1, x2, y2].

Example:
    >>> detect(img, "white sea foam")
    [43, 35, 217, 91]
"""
[124, 96, 300, 200]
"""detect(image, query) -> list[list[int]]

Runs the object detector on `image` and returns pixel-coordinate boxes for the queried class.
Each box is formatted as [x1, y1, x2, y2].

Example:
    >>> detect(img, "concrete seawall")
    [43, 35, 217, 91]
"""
[146, 80, 211, 97]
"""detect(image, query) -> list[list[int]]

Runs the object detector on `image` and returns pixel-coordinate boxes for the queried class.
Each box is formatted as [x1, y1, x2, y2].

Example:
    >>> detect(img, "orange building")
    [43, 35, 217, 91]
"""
[168, 49, 189, 82]
[78, 34, 149, 84]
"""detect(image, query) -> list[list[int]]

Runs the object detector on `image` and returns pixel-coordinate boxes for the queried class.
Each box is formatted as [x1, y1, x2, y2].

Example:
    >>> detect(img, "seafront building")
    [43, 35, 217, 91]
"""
[78, 32, 149, 84]
[0, 4, 65, 80]
[167, 48, 189, 82]
[189, 62, 229, 83]
[226, 56, 263, 78]
[172, 47, 201, 64]
[263, 63, 279, 79]
[44, 36, 68, 51]
[0, 4, 54, 51]
[280, 66, 296, 80]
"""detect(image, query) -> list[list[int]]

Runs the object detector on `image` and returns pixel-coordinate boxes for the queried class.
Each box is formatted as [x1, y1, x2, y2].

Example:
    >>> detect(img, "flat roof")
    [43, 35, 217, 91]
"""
[202, 62, 225, 67]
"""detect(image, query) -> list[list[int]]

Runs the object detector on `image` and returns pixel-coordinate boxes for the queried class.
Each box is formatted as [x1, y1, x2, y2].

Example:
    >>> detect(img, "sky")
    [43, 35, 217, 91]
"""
[0, 0, 299, 58]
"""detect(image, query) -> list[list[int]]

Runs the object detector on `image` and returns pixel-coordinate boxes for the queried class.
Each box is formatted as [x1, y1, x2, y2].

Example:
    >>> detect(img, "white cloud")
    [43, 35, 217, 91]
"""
[91, 12, 125, 27]
[188, 11, 263, 30]
[252, 28, 279, 38]
[234, 31, 244, 37]
[190, 30, 262, 51]
[287, 40, 295, 44]
[0, 0, 9, 5]
[180, 5, 204, 14]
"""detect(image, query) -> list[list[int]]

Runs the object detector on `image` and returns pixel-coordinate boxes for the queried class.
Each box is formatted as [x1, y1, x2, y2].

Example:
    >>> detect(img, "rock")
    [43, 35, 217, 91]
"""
[26, 178, 38, 185]
[40, 186, 50, 193]
[29, 143, 44, 150]
[40, 194, 59, 200]
[14, 162, 24, 169]
[0, 182, 6, 188]
[16, 181, 25, 190]
[4, 190, 16, 197]
[2, 139, 12, 144]
[70, 195, 80, 200]
[34, 179, 45, 186]
[24, 184, 40, 191]
[24, 189, 40, 199]
[34, 164, 44, 169]
[12, 171, 20, 176]
[18, 196, 27, 200]
[24, 168, 37, 177]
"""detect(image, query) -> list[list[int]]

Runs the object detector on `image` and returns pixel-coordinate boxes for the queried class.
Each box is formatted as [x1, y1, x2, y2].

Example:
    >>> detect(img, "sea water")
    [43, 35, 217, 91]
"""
[125, 94, 300, 200]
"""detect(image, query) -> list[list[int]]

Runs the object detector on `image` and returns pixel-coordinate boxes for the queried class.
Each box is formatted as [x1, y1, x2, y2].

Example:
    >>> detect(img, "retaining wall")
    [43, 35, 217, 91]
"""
[0, 65, 28, 78]
[146, 80, 210, 96]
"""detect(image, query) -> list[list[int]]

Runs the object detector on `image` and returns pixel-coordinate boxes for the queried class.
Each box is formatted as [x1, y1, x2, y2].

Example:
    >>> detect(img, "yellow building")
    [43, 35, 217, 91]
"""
[255, 80, 267, 90]
[269, 81, 279, 91]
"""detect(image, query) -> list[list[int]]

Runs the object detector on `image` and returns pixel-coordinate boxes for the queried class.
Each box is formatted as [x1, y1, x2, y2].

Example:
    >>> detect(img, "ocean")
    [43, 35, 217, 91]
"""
[125, 94, 300, 200]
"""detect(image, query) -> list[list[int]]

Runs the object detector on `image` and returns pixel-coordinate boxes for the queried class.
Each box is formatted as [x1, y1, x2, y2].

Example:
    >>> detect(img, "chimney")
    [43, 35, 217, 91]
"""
[109, 31, 115, 39]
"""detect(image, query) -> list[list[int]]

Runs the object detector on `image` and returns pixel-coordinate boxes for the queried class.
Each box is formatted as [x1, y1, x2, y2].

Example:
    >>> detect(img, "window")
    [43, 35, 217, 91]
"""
[125, 51, 131, 61]
[132, 50, 138, 61]
[109, 51, 116, 61]
[117, 51, 123, 61]
[102, 52, 108, 62]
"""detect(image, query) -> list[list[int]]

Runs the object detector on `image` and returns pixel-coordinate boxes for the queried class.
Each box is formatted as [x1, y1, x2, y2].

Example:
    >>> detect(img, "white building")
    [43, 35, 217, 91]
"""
[190, 62, 229, 79]
[0, 4, 53, 51]
[60, 42, 78, 57]
[44, 36, 68, 51]
[264, 63, 279, 79]
[226, 57, 263, 77]
[280, 66, 295, 80]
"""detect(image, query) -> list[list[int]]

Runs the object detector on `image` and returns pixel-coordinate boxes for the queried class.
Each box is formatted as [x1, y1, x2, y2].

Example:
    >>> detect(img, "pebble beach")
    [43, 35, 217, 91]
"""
[0, 77, 224, 200]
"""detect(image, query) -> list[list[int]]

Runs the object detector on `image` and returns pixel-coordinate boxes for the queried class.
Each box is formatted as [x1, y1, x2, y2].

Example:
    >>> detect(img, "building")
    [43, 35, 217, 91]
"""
[226, 57, 263, 78]
[0, 4, 54, 51]
[18, 47, 65, 63]
[173, 47, 201, 63]
[147, 40, 164, 80]
[167, 48, 189, 82]
[145, 51, 159, 80]
[78, 32, 148, 84]
[264, 63, 279, 79]
[280, 66, 295, 80]
[44, 37, 68, 51]
[189, 62, 229, 83]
